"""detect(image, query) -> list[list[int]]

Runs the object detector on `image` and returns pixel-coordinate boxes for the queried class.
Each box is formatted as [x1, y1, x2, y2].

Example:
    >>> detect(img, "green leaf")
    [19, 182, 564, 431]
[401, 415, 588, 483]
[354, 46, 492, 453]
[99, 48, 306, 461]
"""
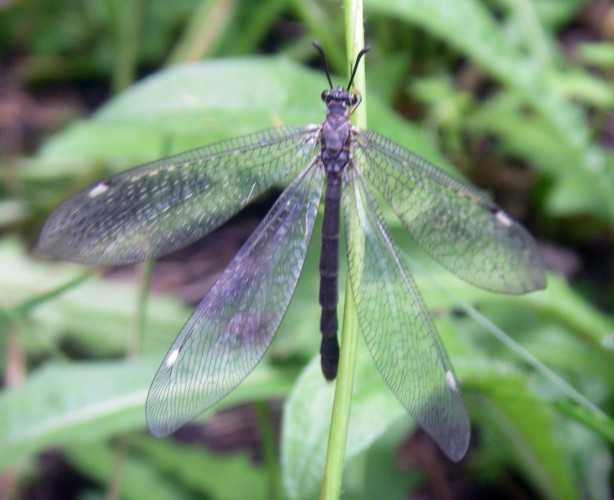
[365, 0, 614, 218]
[577, 42, 614, 69]
[129, 436, 269, 500]
[0, 237, 187, 356]
[281, 346, 407, 499]
[0, 357, 292, 471]
[470, 371, 579, 500]
[65, 442, 191, 500]
[403, 244, 614, 378]
[466, 93, 614, 219]
[556, 400, 614, 445]
[29, 56, 450, 187]
[365, 0, 589, 153]
[281, 295, 482, 498]
[0, 359, 153, 470]
[282, 234, 613, 497]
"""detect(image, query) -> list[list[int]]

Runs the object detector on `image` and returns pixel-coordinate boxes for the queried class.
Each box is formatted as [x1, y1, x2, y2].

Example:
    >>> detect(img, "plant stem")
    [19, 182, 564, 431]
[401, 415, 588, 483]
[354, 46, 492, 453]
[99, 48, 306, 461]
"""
[105, 0, 143, 93]
[128, 260, 154, 358]
[256, 401, 280, 499]
[320, 0, 365, 498]
[105, 259, 153, 500]
[167, 0, 234, 65]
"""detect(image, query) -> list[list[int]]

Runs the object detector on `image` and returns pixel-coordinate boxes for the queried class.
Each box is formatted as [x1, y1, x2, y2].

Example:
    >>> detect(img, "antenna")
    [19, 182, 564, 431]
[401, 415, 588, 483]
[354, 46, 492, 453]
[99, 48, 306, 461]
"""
[347, 46, 371, 90]
[312, 40, 371, 91]
[312, 40, 333, 89]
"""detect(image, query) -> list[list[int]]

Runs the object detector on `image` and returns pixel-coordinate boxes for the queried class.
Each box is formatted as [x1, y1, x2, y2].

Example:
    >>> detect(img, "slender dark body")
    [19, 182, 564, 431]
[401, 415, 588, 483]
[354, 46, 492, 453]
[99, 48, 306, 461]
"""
[318, 87, 356, 380]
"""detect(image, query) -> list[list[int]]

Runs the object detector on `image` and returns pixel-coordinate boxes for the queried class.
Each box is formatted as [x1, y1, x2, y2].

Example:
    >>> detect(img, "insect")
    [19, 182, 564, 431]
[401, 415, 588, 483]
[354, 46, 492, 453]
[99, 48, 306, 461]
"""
[37, 42, 546, 462]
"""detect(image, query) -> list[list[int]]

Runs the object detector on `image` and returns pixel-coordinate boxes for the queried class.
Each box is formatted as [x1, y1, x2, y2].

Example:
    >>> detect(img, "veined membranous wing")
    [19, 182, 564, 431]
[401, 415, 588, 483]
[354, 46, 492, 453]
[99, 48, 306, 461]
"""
[38, 126, 321, 265]
[353, 129, 545, 294]
[146, 162, 325, 437]
[37, 43, 546, 463]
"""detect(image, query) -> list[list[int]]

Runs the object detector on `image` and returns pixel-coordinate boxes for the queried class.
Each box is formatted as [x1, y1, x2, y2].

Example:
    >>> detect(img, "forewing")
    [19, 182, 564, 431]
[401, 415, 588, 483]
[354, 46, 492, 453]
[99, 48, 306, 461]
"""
[344, 169, 470, 462]
[146, 163, 324, 437]
[38, 125, 320, 265]
[355, 129, 545, 294]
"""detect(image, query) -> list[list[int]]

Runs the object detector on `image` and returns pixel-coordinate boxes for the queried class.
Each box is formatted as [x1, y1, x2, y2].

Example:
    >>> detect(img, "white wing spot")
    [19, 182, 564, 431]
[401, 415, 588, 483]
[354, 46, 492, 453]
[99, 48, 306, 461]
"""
[496, 210, 513, 227]
[88, 182, 110, 198]
[166, 348, 180, 368]
[446, 370, 459, 392]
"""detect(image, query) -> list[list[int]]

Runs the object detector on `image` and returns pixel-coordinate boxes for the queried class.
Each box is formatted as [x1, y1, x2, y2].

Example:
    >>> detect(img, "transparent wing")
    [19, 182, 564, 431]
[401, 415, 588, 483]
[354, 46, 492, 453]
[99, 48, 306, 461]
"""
[146, 163, 324, 437]
[344, 168, 470, 462]
[355, 129, 545, 294]
[38, 125, 320, 265]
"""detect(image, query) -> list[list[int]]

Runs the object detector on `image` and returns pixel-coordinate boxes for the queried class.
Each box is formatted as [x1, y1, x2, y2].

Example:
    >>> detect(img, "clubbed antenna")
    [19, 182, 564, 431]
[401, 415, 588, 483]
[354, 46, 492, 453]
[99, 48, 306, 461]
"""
[347, 46, 371, 90]
[312, 40, 371, 90]
[312, 40, 334, 89]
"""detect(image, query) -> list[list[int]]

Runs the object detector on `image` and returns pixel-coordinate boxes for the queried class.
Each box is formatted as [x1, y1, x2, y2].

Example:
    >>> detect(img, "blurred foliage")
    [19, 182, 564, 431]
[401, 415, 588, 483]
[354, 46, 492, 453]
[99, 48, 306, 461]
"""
[1, 0, 614, 499]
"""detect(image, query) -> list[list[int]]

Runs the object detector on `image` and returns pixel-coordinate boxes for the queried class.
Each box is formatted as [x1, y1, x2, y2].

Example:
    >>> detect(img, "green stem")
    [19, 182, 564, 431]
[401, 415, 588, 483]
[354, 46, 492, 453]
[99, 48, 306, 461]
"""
[320, 1, 365, 498]
[128, 260, 154, 358]
[106, 259, 153, 499]
[167, 0, 234, 65]
[255, 401, 280, 499]
[228, 0, 287, 54]
[105, 0, 143, 93]
[345, 2, 367, 128]
[289, 0, 346, 73]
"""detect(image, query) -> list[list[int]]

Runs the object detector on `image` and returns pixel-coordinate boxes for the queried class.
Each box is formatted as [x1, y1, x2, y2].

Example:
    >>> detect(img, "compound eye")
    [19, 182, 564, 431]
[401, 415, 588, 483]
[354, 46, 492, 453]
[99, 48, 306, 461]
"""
[350, 94, 358, 105]
[321, 90, 329, 102]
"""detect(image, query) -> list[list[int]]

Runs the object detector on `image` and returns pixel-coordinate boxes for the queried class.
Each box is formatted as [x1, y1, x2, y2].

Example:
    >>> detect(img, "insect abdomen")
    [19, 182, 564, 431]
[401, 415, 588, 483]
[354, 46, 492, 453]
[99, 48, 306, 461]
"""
[319, 175, 342, 380]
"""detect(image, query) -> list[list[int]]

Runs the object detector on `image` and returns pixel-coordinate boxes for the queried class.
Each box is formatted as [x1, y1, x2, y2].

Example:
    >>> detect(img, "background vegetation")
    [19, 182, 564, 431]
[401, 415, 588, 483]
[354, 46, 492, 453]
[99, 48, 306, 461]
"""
[1, 0, 614, 498]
